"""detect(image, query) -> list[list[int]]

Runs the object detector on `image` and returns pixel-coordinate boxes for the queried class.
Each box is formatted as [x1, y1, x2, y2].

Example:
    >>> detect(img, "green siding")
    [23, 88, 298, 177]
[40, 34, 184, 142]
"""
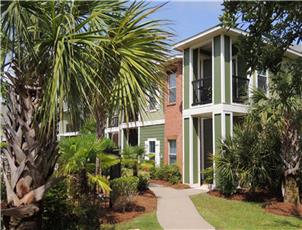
[193, 118, 199, 184]
[141, 103, 164, 122]
[184, 118, 190, 183]
[225, 36, 231, 103]
[139, 124, 164, 164]
[214, 36, 221, 104]
[214, 114, 221, 153]
[193, 49, 198, 80]
[184, 49, 190, 109]
[225, 114, 231, 138]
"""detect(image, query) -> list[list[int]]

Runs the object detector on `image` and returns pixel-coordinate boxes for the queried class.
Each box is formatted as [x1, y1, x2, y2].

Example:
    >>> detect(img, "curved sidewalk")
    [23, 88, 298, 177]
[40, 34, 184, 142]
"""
[150, 184, 215, 230]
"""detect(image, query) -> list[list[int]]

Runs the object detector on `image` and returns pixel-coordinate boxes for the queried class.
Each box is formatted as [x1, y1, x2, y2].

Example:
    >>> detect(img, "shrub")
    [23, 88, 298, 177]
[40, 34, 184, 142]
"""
[110, 176, 139, 211]
[202, 167, 213, 184]
[137, 175, 149, 192]
[150, 165, 181, 184]
[42, 180, 77, 230]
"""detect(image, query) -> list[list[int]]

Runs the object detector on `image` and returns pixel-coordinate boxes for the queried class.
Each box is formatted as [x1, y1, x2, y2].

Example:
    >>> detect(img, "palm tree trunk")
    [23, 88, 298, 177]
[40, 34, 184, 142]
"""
[284, 175, 300, 204]
[2, 72, 58, 229]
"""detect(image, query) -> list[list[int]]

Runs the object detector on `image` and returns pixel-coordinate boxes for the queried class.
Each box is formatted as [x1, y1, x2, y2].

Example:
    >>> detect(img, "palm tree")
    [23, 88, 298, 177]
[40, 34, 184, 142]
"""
[1, 1, 170, 228]
[248, 60, 302, 204]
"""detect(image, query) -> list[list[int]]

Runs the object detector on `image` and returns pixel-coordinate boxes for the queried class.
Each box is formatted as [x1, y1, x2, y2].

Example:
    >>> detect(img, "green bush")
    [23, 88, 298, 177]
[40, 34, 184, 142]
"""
[137, 175, 149, 192]
[110, 176, 139, 211]
[150, 165, 181, 184]
[42, 180, 77, 230]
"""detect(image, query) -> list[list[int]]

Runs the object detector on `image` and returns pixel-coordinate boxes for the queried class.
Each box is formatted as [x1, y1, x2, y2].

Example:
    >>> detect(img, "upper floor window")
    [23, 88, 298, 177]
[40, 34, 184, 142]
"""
[257, 69, 267, 93]
[168, 73, 176, 104]
[148, 94, 158, 111]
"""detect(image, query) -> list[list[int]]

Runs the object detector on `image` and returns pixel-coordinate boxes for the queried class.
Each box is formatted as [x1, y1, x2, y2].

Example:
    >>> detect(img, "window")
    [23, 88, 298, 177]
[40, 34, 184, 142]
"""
[168, 140, 176, 164]
[168, 73, 176, 104]
[149, 141, 156, 153]
[148, 94, 157, 111]
[257, 69, 267, 93]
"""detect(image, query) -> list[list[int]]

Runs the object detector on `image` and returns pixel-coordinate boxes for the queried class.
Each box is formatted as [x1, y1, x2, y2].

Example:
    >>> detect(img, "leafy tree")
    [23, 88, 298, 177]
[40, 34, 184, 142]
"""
[248, 61, 302, 204]
[1, 1, 170, 228]
[221, 1, 302, 73]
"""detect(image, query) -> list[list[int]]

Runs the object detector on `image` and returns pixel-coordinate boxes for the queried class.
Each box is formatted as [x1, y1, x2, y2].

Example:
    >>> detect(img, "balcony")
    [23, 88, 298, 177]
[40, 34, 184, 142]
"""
[233, 75, 249, 103]
[192, 77, 212, 105]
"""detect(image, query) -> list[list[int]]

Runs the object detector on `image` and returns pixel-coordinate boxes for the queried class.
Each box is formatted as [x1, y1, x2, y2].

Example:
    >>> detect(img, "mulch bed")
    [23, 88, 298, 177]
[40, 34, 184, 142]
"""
[264, 201, 302, 218]
[100, 189, 156, 224]
[208, 189, 302, 218]
[150, 179, 191, 189]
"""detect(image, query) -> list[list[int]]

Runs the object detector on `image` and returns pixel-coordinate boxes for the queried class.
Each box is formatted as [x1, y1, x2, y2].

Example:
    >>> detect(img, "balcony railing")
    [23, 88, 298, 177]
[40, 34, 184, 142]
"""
[233, 75, 249, 103]
[192, 77, 212, 105]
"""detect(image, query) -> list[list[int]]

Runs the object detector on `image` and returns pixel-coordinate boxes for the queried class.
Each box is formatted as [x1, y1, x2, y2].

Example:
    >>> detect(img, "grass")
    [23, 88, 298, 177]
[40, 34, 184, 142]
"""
[101, 212, 162, 230]
[191, 193, 302, 230]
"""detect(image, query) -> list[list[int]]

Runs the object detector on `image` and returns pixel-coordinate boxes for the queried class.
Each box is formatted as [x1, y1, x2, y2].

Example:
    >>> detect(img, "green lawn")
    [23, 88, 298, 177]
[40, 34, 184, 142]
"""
[191, 193, 302, 230]
[102, 212, 162, 230]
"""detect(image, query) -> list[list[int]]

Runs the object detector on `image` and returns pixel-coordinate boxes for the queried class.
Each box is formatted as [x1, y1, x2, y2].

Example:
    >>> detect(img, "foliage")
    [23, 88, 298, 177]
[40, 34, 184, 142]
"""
[80, 117, 97, 135]
[191, 193, 302, 230]
[202, 167, 214, 184]
[150, 165, 181, 184]
[137, 175, 149, 193]
[110, 176, 139, 211]
[42, 180, 77, 230]
[221, 1, 302, 73]
[58, 135, 119, 197]
[215, 122, 282, 195]
[1, 0, 170, 226]
[122, 145, 145, 176]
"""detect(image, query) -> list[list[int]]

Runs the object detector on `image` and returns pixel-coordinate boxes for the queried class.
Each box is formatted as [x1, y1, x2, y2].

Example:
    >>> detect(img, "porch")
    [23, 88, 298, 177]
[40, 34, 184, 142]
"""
[183, 112, 244, 186]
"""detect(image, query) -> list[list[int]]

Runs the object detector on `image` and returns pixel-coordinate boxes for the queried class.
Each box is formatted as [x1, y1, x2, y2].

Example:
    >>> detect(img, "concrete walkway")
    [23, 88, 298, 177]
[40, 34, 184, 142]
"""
[150, 184, 215, 230]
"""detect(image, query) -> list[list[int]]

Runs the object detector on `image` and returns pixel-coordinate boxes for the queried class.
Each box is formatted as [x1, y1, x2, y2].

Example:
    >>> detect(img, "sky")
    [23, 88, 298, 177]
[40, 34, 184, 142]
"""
[147, 1, 224, 44]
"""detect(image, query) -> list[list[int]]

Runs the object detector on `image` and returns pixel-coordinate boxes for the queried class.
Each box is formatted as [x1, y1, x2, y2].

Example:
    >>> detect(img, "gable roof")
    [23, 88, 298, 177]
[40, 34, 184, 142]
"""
[174, 24, 302, 58]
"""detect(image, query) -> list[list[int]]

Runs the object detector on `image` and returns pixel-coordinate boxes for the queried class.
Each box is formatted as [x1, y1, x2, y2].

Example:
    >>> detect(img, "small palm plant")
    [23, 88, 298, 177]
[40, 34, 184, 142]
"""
[58, 135, 119, 197]
[122, 146, 145, 176]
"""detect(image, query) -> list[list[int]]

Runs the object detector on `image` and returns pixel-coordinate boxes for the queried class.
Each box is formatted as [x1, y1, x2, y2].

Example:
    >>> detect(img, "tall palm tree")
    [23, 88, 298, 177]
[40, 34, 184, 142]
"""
[1, 1, 170, 228]
[249, 60, 302, 204]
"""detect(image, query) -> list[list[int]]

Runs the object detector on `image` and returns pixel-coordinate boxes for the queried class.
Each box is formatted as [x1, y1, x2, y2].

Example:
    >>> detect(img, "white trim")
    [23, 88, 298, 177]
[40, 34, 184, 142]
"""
[230, 38, 233, 104]
[221, 34, 225, 103]
[182, 50, 185, 183]
[212, 38, 214, 104]
[201, 118, 205, 181]
[212, 113, 216, 187]
[174, 26, 222, 49]
[189, 116, 193, 184]
[230, 112, 234, 138]
[197, 117, 201, 185]
[183, 103, 248, 118]
[138, 126, 141, 145]
[121, 128, 124, 151]
[190, 47, 193, 108]
[105, 119, 165, 134]
[145, 138, 160, 167]
[58, 131, 79, 137]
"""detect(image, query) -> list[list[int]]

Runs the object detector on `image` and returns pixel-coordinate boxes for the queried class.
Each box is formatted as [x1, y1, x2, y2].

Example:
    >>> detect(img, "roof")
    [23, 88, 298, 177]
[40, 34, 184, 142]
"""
[174, 25, 302, 58]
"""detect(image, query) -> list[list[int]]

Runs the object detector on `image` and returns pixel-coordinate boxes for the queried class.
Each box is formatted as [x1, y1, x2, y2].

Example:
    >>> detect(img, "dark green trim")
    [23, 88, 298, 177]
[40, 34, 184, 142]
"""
[214, 114, 221, 152]
[225, 114, 231, 138]
[184, 118, 190, 183]
[214, 36, 221, 104]
[225, 36, 231, 103]
[193, 118, 199, 184]
[184, 49, 190, 109]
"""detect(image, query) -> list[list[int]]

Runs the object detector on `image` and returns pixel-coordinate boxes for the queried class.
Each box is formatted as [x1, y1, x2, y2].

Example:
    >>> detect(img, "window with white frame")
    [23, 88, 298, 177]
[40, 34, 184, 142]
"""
[168, 73, 176, 104]
[257, 69, 267, 93]
[149, 141, 156, 153]
[168, 140, 176, 164]
[148, 94, 157, 111]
